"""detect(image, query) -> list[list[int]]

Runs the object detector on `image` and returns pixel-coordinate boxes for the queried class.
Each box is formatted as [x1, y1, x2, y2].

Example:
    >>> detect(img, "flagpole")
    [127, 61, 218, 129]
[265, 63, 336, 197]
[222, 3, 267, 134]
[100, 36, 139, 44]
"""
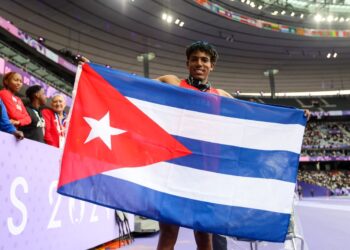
[58, 64, 83, 164]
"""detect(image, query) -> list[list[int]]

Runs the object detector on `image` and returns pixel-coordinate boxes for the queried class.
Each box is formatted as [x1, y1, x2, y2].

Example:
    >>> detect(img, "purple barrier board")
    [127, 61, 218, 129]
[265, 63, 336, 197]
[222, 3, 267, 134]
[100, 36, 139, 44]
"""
[0, 132, 133, 249]
[300, 155, 350, 162]
[299, 181, 330, 197]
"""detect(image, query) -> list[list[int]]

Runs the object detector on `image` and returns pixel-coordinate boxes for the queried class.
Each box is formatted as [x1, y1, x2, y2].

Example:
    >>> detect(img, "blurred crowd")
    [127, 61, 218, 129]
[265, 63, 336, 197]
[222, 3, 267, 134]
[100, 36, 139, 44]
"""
[302, 121, 350, 157]
[298, 170, 350, 195]
[0, 71, 67, 147]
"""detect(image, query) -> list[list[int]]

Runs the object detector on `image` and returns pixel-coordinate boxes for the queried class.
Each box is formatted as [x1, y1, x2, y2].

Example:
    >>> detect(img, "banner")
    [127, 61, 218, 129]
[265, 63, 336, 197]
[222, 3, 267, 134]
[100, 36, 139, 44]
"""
[58, 63, 306, 242]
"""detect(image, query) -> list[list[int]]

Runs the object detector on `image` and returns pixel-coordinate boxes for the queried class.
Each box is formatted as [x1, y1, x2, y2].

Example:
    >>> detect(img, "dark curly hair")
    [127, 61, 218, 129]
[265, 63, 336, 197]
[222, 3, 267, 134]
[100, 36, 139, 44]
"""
[26, 85, 42, 101]
[186, 41, 219, 65]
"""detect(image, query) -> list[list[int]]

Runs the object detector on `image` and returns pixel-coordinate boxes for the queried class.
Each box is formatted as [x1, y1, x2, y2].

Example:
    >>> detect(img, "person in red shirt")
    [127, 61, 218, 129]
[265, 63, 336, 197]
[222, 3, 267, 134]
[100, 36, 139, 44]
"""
[0, 72, 31, 127]
[78, 42, 230, 250]
[42, 93, 67, 148]
[156, 41, 232, 250]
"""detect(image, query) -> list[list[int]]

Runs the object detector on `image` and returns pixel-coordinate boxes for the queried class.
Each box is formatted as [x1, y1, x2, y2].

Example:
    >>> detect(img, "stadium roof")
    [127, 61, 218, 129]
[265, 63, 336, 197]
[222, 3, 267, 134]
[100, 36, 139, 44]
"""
[0, 0, 350, 94]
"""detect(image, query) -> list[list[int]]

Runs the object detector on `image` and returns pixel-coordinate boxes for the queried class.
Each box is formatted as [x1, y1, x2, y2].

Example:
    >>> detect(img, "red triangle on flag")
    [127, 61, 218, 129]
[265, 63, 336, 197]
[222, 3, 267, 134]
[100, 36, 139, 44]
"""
[58, 64, 191, 187]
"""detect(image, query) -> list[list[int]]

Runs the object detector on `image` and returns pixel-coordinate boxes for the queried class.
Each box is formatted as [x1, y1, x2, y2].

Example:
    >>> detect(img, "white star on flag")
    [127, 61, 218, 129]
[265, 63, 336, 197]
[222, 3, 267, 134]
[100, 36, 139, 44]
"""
[83, 112, 125, 150]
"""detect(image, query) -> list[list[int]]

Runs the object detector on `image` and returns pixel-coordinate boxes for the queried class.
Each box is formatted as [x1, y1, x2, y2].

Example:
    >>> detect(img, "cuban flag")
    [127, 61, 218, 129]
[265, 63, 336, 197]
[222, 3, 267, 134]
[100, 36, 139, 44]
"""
[58, 63, 306, 242]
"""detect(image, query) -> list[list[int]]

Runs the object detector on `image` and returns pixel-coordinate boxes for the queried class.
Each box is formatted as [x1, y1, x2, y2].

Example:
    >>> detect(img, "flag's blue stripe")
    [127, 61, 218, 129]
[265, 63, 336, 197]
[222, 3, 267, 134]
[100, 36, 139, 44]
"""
[89, 63, 306, 126]
[58, 174, 290, 242]
[169, 136, 299, 183]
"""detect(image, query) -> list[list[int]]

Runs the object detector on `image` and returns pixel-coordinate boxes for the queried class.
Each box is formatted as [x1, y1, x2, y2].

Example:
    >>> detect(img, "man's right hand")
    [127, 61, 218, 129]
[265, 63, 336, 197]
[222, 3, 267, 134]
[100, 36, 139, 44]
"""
[79, 56, 90, 64]
[13, 130, 24, 140]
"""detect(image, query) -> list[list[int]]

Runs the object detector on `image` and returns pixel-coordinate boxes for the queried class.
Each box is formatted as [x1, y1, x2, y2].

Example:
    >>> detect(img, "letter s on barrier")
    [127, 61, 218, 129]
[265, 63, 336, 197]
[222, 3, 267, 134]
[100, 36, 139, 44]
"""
[7, 177, 28, 235]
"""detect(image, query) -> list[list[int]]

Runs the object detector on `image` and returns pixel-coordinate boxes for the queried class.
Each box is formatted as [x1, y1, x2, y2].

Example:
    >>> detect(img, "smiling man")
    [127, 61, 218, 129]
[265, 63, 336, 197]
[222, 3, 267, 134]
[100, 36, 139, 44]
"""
[156, 41, 232, 250]
[157, 41, 232, 99]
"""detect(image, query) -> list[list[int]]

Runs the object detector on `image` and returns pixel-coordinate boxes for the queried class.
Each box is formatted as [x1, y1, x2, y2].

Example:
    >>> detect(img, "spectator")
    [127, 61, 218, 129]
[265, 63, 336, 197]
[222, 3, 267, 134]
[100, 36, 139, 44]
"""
[0, 72, 31, 127]
[297, 185, 303, 199]
[0, 99, 24, 140]
[21, 85, 47, 142]
[42, 93, 67, 148]
[298, 170, 350, 191]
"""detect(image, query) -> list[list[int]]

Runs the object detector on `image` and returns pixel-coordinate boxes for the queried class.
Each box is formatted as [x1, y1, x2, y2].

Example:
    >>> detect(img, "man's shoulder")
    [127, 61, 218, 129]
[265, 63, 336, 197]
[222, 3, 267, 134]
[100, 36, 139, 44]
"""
[155, 75, 181, 86]
[216, 88, 233, 98]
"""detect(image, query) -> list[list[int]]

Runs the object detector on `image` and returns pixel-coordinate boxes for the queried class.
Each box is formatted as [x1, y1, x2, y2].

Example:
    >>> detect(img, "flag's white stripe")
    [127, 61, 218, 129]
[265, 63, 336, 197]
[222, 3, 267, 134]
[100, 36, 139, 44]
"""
[103, 162, 295, 214]
[127, 97, 304, 154]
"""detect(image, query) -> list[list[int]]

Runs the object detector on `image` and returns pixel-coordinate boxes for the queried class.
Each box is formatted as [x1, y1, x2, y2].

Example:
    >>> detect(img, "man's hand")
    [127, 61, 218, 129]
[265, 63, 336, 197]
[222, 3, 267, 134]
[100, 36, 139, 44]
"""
[12, 130, 24, 140]
[304, 109, 311, 121]
[79, 56, 90, 64]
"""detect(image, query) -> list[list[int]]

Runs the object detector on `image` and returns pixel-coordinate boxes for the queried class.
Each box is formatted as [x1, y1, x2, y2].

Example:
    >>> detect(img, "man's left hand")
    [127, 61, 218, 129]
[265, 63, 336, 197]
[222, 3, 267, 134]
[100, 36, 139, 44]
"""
[304, 109, 311, 121]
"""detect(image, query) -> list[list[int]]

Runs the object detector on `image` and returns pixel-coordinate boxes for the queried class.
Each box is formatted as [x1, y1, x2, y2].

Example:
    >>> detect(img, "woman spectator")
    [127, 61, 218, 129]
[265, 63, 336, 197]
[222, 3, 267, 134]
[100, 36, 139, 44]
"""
[42, 93, 67, 148]
[0, 72, 31, 127]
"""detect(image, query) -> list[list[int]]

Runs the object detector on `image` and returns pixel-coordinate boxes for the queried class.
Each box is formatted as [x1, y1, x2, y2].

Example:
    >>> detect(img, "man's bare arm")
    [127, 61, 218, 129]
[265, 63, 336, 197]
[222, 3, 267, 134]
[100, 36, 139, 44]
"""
[217, 89, 234, 98]
[155, 75, 181, 87]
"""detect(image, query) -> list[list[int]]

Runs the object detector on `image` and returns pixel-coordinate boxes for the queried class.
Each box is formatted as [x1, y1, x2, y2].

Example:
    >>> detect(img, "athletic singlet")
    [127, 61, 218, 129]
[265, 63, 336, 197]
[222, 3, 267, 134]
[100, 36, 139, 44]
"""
[179, 79, 219, 95]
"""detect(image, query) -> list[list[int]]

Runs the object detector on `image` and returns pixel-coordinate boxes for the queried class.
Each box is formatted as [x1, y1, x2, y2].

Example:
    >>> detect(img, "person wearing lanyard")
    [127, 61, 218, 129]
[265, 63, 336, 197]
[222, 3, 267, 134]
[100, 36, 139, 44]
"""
[80, 41, 232, 250]
[21, 85, 47, 142]
[156, 41, 232, 250]
[42, 93, 67, 148]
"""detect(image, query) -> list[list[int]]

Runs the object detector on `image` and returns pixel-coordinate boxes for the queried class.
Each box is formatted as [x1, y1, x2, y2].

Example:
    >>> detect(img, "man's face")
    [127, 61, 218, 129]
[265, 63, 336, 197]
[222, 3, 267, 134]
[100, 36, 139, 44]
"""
[51, 95, 66, 114]
[187, 50, 214, 83]
[36, 88, 47, 106]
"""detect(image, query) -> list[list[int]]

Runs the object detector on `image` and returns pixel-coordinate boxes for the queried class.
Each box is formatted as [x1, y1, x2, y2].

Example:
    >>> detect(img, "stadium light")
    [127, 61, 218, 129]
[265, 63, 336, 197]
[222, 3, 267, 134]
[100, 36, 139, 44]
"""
[264, 69, 279, 98]
[166, 15, 173, 23]
[38, 37, 45, 43]
[161, 12, 184, 27]
[137, 52, 156, 78]
[314, 14, 322, 22]
[162, 13, 167, 20]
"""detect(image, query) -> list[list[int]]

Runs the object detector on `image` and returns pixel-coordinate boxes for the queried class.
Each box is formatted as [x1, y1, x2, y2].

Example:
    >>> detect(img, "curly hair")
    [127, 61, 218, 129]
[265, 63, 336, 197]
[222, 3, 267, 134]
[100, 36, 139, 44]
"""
[25, 85, 42, 101]
[186, 41, 219, 64]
